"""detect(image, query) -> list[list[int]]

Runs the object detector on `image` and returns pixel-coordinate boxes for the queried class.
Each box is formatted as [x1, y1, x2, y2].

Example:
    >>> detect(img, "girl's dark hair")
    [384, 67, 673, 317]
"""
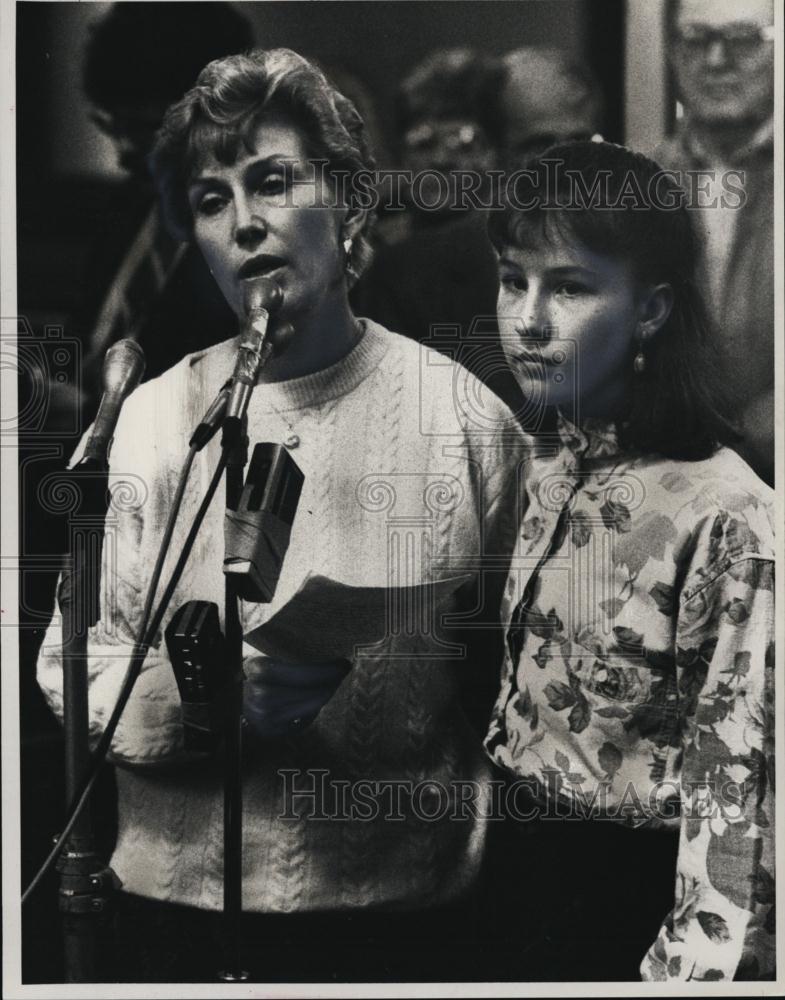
[150, 48, 376, 285]
[488, 140, 739, 460]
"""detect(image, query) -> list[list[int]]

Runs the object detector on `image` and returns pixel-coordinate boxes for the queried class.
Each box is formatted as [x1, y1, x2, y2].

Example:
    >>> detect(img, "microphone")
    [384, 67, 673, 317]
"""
[190, 318, 294, 451]
[224, 442, 304, 602]
[224, 277, 283, 432]
[190, 379, 232, 451]
[81, 339, 146, 466]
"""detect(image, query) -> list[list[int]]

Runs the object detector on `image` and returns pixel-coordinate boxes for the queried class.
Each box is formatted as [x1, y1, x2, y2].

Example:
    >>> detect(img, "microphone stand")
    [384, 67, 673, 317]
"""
[56, 459, 121, 983]
[51, 339, 143, 982]
[202, 277, 281, 981]
[219, 416, 250, 983]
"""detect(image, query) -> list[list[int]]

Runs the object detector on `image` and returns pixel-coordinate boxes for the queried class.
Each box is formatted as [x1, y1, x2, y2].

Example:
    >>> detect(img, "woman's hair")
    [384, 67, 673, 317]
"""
[150, 48, 377, 284]
[488, 140, 738, 460]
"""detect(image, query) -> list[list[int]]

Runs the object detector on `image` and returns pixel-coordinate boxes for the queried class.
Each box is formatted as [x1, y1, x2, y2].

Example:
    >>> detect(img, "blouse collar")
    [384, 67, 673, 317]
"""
[556, 410, 623, 461]
[526, 410, 624, 471]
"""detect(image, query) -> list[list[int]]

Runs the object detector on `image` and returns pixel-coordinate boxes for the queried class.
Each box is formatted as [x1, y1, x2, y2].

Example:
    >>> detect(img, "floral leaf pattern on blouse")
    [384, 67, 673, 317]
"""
[569, 510, 592, 548]
[486, 412, 776, 981]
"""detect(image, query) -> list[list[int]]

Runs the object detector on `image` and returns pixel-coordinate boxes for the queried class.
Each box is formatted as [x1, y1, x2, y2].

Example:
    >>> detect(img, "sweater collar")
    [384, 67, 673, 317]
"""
[203, 318, 391, 413]
[255, 318, 390, 411]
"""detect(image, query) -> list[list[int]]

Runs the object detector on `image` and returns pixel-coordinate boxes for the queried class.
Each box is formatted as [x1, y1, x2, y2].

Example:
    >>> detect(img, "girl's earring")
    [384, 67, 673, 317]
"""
[633, 347, 646, 374]
[633, 325, 648, 374]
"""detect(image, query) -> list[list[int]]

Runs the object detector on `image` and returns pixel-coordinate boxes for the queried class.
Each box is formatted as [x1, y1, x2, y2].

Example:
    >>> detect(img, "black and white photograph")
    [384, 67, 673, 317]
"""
[1, 0, 782, 993]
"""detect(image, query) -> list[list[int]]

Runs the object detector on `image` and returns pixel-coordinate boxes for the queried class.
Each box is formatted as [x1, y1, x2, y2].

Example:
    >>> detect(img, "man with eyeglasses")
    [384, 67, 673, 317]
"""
[655, 0, 775, 486]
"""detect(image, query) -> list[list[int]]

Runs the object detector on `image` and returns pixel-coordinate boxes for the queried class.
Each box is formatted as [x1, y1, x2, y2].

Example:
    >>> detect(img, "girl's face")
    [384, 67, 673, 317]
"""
[188, 114, 347, 324]
[497, 228, 647, 420]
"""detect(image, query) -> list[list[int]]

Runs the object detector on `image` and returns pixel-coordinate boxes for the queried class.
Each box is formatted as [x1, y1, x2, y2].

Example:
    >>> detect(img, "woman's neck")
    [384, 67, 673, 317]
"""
[258, 293, 361, 383]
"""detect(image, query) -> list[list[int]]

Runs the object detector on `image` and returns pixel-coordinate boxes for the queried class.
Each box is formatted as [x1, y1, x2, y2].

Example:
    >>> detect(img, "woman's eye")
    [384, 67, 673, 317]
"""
[556, 281, 587, 297]
[254, 174, 288, 197]
[196, 193, 227, 217]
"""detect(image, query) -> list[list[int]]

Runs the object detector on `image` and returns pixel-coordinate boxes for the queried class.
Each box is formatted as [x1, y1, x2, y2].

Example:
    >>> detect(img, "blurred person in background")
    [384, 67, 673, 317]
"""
[392, 47, 504, 231]
[76, 1, 254, 394]
[654, 0, 775, 485]
[499, 46, 604, 164]
[351, 48, 522, 411]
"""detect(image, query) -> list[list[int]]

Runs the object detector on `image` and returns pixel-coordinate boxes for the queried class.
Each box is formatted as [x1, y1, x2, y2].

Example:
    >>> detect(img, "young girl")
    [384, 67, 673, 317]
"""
[484, 141, 775, 982]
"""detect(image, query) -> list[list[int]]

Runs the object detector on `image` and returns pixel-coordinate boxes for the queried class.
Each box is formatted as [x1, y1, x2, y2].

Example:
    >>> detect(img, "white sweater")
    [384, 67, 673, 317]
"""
[38, 320, 526, 912]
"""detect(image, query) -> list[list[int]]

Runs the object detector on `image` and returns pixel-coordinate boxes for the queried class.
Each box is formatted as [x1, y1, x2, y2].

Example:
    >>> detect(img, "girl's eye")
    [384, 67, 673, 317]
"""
[556, 281, 587, 297]
[501, 275, 527, 292]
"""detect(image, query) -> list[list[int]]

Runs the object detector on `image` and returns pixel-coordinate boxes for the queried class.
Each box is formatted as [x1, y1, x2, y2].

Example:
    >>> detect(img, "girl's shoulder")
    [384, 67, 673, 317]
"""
[635, 448, 773, 526]
[631, 448, 775, 598]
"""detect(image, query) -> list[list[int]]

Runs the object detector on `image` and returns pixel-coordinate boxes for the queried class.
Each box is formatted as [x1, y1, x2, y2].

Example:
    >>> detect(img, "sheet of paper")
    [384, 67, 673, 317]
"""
[244, 573, 472, 661]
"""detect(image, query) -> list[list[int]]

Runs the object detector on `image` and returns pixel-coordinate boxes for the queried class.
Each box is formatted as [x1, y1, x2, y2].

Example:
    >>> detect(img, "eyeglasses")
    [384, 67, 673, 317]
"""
[675, 22, 775, 57]
[404, 122, 485, 153]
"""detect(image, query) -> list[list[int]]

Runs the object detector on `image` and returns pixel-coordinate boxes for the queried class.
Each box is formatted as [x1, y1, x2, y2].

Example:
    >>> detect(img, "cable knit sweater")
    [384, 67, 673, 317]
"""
[38, 319, 526, 913]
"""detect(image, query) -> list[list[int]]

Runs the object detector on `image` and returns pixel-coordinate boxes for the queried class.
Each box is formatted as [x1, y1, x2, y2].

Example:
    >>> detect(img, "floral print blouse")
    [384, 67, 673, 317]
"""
[485, 414, 775, 981]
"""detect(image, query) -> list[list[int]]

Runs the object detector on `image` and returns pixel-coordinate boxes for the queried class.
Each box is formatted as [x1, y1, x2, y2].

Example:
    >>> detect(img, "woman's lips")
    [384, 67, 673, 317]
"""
[237, 255, 287, 280]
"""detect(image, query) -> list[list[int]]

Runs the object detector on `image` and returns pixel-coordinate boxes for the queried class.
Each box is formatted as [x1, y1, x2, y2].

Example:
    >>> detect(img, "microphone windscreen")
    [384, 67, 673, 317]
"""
[102, 339, 146, 398]
[242, 277, 283, 317]
[81, 339, 146, 464]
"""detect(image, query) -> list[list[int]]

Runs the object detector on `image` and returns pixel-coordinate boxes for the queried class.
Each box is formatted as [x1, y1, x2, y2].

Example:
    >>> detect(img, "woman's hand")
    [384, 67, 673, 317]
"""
[243, 656, 352, 741]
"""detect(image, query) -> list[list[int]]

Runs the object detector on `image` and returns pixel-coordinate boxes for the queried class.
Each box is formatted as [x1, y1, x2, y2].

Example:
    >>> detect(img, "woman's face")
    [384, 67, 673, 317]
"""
[497, 229, 644, 420]
[188, 115, 347, 323]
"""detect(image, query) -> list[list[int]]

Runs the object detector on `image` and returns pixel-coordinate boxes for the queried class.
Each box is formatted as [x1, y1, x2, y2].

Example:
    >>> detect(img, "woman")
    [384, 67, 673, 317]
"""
[484, 142, 775, 982]
[36, 49, 524, 981]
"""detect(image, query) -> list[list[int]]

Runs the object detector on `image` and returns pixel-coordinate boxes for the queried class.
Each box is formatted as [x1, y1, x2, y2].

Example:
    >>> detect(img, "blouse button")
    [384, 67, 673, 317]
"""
[285, 434, 300, 449]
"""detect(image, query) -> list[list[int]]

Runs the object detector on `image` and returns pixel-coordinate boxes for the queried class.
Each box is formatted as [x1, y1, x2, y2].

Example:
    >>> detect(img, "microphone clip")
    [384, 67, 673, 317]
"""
[223, 442, 304, 603]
